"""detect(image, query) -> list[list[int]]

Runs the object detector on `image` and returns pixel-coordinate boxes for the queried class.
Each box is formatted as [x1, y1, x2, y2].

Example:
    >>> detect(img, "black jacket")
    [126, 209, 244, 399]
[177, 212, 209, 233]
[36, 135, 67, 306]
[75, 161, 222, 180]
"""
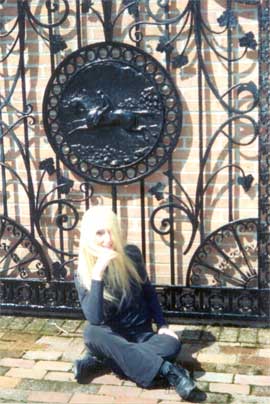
[74, 244, 166, 330]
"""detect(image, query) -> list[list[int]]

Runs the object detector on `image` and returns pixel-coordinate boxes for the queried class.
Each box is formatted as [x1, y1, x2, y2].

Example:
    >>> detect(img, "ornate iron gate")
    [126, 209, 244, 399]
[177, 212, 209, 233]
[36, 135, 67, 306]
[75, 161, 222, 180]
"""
[0, 0, 269, 326]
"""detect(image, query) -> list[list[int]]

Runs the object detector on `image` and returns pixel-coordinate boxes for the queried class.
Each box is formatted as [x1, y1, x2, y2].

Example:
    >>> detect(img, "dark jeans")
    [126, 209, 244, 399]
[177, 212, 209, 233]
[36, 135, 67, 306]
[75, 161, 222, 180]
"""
[83, 322, 181, 388]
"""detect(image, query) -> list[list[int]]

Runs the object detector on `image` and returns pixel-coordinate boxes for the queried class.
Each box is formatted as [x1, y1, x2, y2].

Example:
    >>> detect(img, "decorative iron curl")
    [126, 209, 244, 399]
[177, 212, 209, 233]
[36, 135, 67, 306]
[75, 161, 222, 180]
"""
[0, 37, 19, 64]
[128, 2, 190, 44]
[144, 0, 190, 25]
[34, 199, 79, 257]
[150, 202, 198, 254]
[0, 16, 18, 38]
[195, 30, 259, 113]
[23, 0, 70, 29]
[34, 169, 93, 257]
[150, 113, 258, 253]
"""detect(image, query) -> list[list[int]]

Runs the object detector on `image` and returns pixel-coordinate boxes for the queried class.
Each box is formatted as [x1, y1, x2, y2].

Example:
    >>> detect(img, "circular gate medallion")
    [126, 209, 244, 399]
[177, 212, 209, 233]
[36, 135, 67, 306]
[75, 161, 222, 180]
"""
[43, 42, 182, 184]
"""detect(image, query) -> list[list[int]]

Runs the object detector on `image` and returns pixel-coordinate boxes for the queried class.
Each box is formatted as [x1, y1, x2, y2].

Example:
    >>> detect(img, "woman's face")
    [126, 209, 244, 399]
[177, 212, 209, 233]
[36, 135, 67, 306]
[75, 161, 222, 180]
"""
[95, 228, 114, 249]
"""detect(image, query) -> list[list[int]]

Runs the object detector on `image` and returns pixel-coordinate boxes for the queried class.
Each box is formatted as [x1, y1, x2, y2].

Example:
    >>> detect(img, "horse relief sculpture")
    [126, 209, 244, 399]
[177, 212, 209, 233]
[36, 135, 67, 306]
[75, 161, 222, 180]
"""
[43, 42, 182, 184]
[65, 89, 156, 133]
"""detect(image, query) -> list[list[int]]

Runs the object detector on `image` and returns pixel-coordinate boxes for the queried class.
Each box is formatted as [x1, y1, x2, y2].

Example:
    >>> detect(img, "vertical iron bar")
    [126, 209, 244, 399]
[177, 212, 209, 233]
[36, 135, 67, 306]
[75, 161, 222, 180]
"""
[47, 0, 65, 264]
[227, 0, 233, 222]
[75, 0, 90, 214]
[195, 2, 205, 242]
[18, 0, 35, 235]
[0, 110, 7, 216]
[140, 180, 146, 261]
[258, 0, 270, 291]
[112, 185, 117, 213]
[164, 2, 175, 285]
[258, 1, 262, 290]
[102, 0, 113, 42]
[134, 2, 146, 261]
[76, 0, 82, 48]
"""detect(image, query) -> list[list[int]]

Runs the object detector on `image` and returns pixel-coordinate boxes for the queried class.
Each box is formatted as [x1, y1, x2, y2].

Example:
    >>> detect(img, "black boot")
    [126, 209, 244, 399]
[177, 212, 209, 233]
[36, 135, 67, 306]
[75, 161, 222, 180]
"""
[160, 361, 207, 403]
[73, 352, 103, 384]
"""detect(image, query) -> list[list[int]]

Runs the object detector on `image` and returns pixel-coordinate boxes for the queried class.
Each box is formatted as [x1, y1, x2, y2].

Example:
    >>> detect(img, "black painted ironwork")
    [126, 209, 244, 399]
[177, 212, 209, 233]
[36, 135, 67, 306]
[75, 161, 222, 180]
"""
[43, 41, 182, 184]
[0, 0, 269, 325]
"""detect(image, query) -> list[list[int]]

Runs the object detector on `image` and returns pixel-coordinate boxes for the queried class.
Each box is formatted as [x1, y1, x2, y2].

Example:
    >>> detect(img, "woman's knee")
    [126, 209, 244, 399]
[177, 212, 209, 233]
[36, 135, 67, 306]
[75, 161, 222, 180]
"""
[83, 324, 110, 348]
[160, 334, 182, 359]
[167, 335, 181, 356]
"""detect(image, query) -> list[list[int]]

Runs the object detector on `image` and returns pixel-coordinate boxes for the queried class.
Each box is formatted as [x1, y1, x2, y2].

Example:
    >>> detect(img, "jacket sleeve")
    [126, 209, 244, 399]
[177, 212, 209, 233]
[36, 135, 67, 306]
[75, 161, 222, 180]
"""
[125, 244, 167, 329]
[74, 274, 105, 325]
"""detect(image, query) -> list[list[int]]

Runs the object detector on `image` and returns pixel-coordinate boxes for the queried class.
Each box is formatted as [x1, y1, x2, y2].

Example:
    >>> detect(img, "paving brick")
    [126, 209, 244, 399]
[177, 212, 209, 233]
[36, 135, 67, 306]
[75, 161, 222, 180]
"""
[91, 373, 123, 385]
[77, 322, 87, 334]
[194, 371, 233, 383]
[215, 363, 264, 376]
[202, 392, 229, 403]
[0, 388, 29, 403]
[44, 371, 75, 382]
[5, 367, 47, 380]
[238, 329, 258, 345]
[230, 395, 270, 403]
[117, 397, 159, 404]
[251, 385, 270, 396]
[140, 388, 179, 401]
[23, 350, 62, 361]
[0, 376, 21, 388]
[0, 349, 24, 359]
[41, 320, 66, 335]
[61, 320, 83, 334]
[24, 318, 49, 333]
[209, 382, 250, 395]
[0, 367, 7, 376]
[18, 378, 99, 394]
[201, 326, 221, 341]
[36, 336, 73, 350]
[258, 329, 270, 345]
[70, 393, 115, 403]
[0, 317, 13, 329]
[34, 360, 72, 371]
[197, 351, 237, 365]
[159, 401, 193, 404]
[238, 355, 270, 367]
[28, 390, 73, 403]
[61, 338, 85, 361]
[219, 327, 239, 342]
[257, 348, 270, 357]
[99, 385, 142, 398]
[235, 374, 270, 386]
[0, 357, 35, 368]
[1, 331, 37, 343]
[5, 317, 32, 331]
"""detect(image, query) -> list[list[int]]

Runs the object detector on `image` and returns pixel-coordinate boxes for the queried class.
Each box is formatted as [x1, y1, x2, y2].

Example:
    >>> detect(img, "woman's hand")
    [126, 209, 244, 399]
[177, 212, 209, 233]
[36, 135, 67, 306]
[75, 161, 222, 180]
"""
[91, 247, 118, 281]
[158, 326, 179, 340]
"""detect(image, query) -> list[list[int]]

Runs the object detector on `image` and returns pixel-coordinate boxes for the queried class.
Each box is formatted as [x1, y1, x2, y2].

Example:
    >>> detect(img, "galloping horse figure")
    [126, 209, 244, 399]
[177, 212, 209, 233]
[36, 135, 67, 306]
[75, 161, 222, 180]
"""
[65, 90, 156, 135]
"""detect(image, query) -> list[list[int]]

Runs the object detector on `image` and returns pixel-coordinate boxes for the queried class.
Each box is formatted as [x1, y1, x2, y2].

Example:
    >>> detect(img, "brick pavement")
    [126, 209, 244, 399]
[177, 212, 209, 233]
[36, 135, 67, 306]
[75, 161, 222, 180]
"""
[0, 317, 269, 403]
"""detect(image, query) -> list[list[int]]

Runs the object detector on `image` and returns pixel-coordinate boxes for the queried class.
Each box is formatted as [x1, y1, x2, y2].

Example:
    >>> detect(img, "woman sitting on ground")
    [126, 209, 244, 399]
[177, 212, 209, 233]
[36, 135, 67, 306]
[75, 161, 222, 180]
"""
[74, 206, 206, 403]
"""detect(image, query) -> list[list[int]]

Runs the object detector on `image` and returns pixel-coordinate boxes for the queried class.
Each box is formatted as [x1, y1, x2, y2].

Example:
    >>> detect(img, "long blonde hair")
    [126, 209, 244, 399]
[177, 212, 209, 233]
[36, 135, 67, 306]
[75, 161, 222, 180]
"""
[77, 206, 143, 302]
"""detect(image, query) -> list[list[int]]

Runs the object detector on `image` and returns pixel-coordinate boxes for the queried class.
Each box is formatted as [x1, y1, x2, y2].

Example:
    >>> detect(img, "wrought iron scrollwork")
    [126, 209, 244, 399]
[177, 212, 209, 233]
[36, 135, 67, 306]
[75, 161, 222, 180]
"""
[187, 218, 258, 288]
[150, 115, 258, 254]
[0, 216, 51, 281]
[0, 0, 269, 323]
